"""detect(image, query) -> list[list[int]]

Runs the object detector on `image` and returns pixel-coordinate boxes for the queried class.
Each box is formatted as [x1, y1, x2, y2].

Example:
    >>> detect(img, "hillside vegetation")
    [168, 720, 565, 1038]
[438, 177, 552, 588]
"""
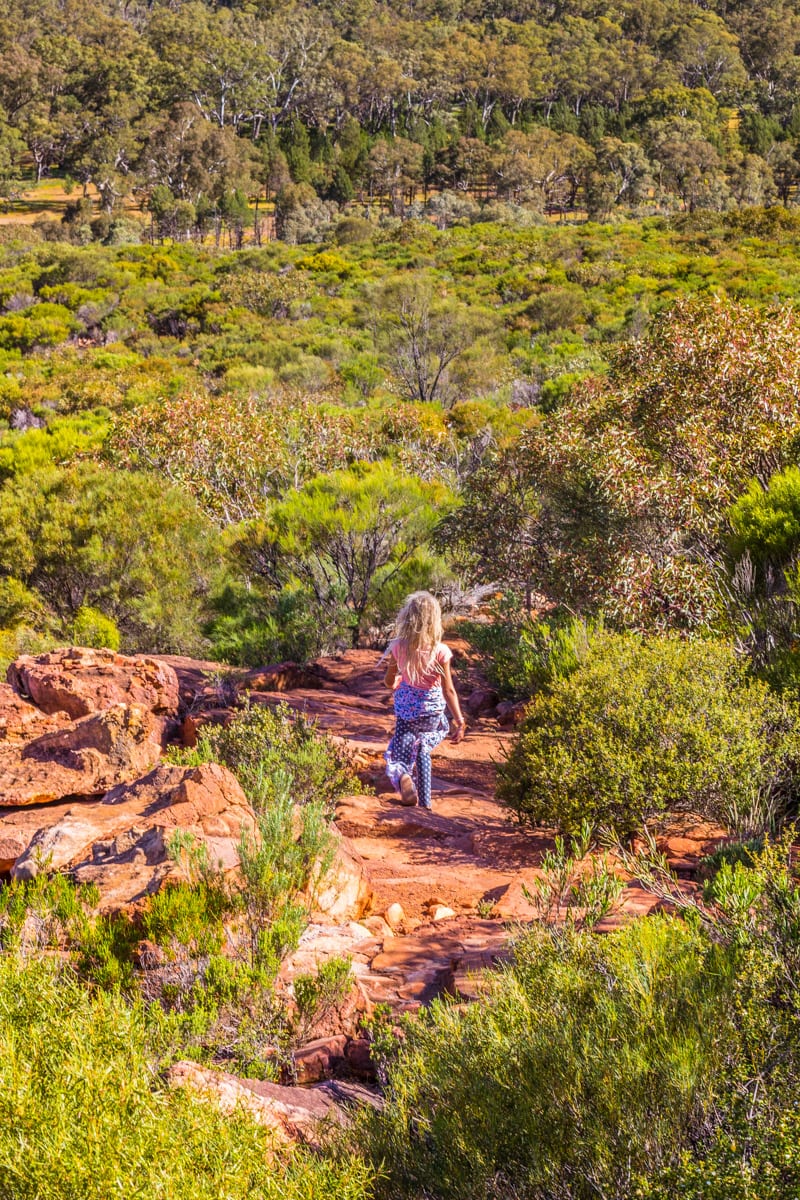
[4, 210, 800, 666]
[1, 0, 800, 235]
[4, 3, 800, 1191]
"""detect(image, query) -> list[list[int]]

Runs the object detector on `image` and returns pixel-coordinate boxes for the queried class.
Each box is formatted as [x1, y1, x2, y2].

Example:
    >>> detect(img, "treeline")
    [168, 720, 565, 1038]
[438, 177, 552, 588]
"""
[1, 0, 800, 240]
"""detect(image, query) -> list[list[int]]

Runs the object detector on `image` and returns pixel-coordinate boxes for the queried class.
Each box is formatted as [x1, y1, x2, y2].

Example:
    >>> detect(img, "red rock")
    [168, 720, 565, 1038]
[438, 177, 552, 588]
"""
[239, 662, 315, 694]
[465, 688, 500, 717]
[179, 709, 229, 748]
[491, 877, 541, 921]
[310, 829, 373, 922]
[495, 700, 527, 727]
[662, 835, 703, 860]
[344, 1037, 374, 1080]
[363, 915, 394, 939]
[293, 1035, 347, 1084]
[11, 762, 255, 909]
[7, 647, 179, 725]
[167, 1062, 379, 1146]
[0, 703, 163, 807]
[0, 800, 74, 871]
[0, 684, 69, 742]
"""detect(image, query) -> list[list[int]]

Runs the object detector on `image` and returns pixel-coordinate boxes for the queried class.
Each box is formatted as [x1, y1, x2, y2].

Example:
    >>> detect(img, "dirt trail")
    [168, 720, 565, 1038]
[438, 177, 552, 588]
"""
[218, 646, 683, 1017]
[236, 648, 542, 915]
[165, 646, 719, 1016]
[241, 647, 666, 923]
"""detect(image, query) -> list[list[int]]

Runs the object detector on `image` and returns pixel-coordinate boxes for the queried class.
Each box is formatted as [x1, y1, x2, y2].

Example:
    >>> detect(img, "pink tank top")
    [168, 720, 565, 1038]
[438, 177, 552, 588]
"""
[390, 640, 452, 689]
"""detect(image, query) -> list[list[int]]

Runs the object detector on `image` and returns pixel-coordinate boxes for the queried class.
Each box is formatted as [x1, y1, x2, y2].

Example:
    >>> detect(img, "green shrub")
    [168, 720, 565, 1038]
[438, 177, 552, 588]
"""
[0, 954, 372, 1200]
[359, 917, 733, 1200]
[0, 301, 79, 350]
[0, 463, 218, 654]
[236, 771, 334, 973]
[206, 580, 332, 666]
[463, 597, 597, 699]
[164, 766, 335, 976]
[643, 834, 800, 1199]
[498, 631, 800, 837]
[722, 466, 800, 690]
[728, 465, 800, 569]
[172, 701, 362, 812]
[240, 461, 453, 647]
[0, 410, 109, 481]
[648, 1102, 800, 1200]
[293, 955, 353, 1043]
[361, 834, 800, 1200]
[142, 882, 229, 958]
[69, 605, 121, 650]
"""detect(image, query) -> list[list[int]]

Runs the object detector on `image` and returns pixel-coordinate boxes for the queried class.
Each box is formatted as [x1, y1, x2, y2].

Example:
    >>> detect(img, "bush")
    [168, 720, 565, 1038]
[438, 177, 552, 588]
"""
[236, 772, 333, 973]
[359, 917, 733, 1200]
[0, 463, 218, 653]
[361, 833, 800, 1200]
[69, 605, 121, 650]
[464, 597, 597, 699]
[0, 953, 372, 1200]
[172, 701, 362, 812]
[497, 631, 800, 837]
[240, 461, 452, 647]
[206, 580, 332, 666]
[728, 465, 800, 569]
[142, 882, 229, 958]
[0, 301, 79, 350]
[642, 834, 800, 1199]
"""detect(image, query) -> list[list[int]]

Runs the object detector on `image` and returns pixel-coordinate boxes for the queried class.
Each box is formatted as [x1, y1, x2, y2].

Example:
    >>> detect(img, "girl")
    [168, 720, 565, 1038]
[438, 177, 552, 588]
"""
[383, 591, 465, 809]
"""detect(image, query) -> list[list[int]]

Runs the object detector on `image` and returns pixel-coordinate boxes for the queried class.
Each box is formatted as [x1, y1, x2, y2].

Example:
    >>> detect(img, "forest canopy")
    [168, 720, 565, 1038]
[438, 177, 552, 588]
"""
[1, 0, 800, 237]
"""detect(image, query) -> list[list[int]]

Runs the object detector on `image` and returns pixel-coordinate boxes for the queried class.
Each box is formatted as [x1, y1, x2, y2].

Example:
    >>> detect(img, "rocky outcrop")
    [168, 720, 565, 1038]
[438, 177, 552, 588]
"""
[0, 800, 74, 872]
[8, 647, 179, 728]
[311, 828, 373, 922]
[0, 704, 164, 807]
[10, 762, 255, 908]
[0, 683, 70, 742]
[166, 1061, 380, 1146]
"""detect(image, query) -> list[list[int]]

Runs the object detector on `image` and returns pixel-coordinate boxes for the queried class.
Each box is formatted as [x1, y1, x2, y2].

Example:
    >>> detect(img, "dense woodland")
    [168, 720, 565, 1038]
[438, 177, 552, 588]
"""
[5, 1, 800, 1197]
[2, 0, 800, 234]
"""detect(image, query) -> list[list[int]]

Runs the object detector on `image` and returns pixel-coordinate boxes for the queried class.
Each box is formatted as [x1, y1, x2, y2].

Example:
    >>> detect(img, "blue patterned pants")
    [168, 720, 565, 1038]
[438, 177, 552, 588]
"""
[385, 684, 449, 809]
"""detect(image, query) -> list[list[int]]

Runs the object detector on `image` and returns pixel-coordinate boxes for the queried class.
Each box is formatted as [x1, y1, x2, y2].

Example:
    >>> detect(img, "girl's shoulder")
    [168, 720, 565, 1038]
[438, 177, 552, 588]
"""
[435, 641, 453, 664]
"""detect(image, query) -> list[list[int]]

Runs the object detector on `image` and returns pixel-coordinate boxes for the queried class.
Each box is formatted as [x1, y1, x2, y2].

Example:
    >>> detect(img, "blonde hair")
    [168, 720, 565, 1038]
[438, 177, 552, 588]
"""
[393, 591, 444, 686]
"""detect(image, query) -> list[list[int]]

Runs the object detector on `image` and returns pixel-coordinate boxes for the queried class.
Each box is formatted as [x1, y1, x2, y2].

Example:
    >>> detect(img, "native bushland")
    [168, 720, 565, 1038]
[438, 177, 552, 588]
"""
[497, 631, 800, 837]
[3, 0, 800, 234]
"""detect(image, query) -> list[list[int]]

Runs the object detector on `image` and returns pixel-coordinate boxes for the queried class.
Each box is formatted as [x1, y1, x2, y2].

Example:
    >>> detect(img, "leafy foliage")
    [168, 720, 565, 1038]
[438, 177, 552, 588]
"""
[446, 296, 800, 631]
[359, 917, 733, 1200]
[0, 953, 372, 1200]
[0, 463, 217, 653]
[235, 772, 333, 974]
[237, 461, 453, 645]
[463, 596, 598, 699]
[498, 631, 800, 837]
[361, 833, 800, 1200]
[171, 701, 362, 813]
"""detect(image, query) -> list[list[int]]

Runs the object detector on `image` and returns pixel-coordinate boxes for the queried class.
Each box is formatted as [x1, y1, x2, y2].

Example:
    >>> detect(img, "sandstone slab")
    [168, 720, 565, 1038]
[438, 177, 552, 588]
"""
[167, 1061, 380, 1146]
[12, 762, 255, 908]
[0, 684, 69, 743]
[8, 647, 179, 726]
[0, 704, 163, 807]
[293, 1035, 348, 1084]
[311, 829, 372, 923]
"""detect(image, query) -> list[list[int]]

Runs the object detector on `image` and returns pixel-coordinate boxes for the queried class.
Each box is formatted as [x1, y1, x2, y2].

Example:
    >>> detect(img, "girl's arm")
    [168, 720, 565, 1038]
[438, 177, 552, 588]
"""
[441, 660, 466, 744]
[384, 655, 399, 689]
